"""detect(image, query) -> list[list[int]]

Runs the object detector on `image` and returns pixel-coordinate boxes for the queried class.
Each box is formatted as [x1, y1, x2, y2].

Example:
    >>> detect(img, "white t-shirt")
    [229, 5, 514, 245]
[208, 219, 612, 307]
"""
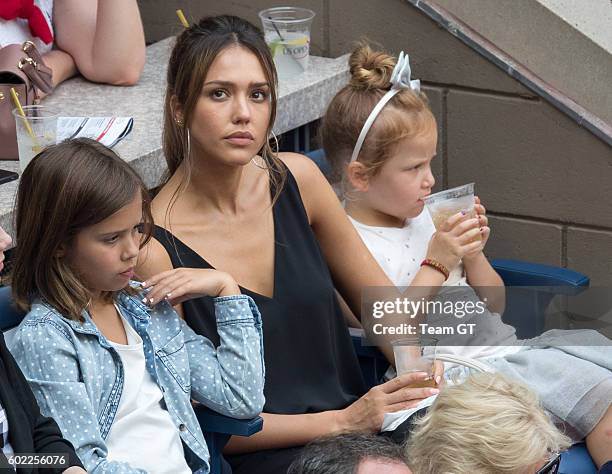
[350, 210, 521, 365]
[349, 211, 466, 287]
[0, 0, 54, 53]
[105, 309, 191, 474]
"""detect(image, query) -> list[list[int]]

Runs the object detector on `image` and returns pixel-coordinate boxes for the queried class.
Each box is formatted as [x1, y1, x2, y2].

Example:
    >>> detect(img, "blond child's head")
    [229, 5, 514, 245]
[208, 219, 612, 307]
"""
[405, 373, 571, 474]
[320, 43, 438, 223]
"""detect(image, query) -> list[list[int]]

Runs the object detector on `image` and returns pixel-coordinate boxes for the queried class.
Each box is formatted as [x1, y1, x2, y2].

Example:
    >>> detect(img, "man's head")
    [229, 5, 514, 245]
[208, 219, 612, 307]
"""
[288, 432, 412, 474]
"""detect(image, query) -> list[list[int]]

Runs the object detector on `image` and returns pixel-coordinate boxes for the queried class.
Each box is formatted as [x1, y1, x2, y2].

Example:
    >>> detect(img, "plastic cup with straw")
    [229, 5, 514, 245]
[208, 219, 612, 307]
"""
[10, 87, 39, 150]
[258, 7, 315, 79]
[11, 87, 58, 170]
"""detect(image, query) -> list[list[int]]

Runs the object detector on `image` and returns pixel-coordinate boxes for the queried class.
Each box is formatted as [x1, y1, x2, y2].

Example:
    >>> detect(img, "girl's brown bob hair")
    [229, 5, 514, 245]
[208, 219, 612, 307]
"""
[162, 15, 286, 203]
[11, 138, 153, 321]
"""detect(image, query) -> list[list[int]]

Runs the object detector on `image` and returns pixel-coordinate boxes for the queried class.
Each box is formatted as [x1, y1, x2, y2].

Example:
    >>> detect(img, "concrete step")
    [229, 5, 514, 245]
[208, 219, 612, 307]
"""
[432, 0, 612, 125]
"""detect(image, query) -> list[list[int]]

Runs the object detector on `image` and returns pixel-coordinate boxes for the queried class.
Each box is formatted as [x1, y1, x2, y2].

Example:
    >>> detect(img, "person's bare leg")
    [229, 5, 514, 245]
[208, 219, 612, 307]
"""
[586, 404, 612, 468]
[53, 0, 145, 86]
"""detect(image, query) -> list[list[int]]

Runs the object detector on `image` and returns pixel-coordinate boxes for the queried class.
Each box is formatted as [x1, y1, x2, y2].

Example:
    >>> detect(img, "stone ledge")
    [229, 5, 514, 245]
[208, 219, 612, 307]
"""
[0, 37, 351, 239]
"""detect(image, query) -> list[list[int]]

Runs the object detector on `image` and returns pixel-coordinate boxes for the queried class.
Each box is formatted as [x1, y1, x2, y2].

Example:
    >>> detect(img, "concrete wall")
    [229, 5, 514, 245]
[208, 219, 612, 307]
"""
[138, 0, 328, 56]
[137, 0, 612, 284]
[434, 0, 612, 125]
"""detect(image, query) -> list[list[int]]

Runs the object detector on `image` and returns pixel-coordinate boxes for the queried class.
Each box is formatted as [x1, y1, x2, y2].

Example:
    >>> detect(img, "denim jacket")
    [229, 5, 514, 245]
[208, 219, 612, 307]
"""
[7, 286, 265, 474]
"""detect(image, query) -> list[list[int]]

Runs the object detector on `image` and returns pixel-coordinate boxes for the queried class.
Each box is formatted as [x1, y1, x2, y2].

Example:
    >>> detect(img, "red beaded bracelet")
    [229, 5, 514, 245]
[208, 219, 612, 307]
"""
[420, 258, 450, 280]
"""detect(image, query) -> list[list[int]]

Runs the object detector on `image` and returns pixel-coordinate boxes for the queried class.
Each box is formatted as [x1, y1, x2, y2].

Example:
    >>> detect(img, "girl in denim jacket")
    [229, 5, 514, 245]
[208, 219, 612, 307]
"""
[7, 138, 265, 474]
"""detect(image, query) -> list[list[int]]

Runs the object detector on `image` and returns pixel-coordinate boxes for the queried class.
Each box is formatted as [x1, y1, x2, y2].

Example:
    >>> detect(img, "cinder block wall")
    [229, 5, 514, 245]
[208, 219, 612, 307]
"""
[138, 0, 612, 285]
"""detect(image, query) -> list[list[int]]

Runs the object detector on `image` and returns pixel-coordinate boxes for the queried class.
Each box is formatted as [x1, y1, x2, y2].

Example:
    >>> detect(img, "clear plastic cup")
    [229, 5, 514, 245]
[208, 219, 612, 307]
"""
[392, 336, 438, 387]
[423, 183, 481, 243]
[12, 105, 58, 171]
[259, 7, 315, 80]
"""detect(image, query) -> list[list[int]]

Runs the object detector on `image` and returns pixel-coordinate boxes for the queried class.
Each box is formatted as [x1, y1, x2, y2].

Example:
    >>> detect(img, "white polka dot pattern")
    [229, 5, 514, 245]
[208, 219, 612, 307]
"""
[6, 287, 265, 474]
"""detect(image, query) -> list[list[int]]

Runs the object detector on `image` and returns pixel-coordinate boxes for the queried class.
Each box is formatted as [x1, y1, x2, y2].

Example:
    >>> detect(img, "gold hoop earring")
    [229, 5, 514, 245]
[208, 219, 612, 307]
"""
[176, 119, 184, 127]
[186, 128, 191, 159]
[251, 156, 267, 170]
[270, 131, 279, 153]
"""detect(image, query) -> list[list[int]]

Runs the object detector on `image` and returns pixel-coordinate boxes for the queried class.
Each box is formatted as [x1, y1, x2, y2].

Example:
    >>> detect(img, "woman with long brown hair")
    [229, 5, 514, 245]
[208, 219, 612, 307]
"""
[9, 139, 264, 474]
[136, 15, 463, 473]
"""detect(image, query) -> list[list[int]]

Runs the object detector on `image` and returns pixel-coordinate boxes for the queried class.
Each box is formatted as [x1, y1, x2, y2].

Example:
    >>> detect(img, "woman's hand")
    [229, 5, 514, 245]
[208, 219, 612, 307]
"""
[426, 211, 483, 271]
[141, 268, 241, 306]
[0, 226, 12, 273]
[335, 372, 440, 433]
[432, 359, 445, 386]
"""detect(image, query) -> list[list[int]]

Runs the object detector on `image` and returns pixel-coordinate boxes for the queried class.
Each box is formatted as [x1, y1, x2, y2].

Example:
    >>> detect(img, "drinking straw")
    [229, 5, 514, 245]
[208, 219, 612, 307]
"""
[10, 87, 39, 149]
[176, 9, 189, 28]
[268, 17, 285, 41]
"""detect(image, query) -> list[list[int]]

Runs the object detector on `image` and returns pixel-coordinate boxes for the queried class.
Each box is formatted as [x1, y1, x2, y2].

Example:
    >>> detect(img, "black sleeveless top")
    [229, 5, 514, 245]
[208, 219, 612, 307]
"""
[152, 169, 366, 414]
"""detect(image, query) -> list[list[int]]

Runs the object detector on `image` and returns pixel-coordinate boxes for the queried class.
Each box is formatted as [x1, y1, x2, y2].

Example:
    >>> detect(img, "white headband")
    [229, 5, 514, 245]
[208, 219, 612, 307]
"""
[350, 51, 421, 163]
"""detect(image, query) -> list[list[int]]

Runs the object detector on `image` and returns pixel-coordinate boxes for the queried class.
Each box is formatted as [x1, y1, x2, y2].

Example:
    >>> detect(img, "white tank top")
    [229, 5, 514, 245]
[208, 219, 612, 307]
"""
[105, 307, 191, 474]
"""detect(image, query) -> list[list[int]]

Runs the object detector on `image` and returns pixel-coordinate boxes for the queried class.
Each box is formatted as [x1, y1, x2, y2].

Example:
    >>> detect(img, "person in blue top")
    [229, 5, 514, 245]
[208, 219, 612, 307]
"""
[7, 138, 265, 474]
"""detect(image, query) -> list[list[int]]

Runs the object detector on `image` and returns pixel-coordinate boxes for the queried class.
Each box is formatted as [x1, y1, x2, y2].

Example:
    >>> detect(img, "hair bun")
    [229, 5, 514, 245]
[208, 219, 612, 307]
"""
[348, 43, 396, 90]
